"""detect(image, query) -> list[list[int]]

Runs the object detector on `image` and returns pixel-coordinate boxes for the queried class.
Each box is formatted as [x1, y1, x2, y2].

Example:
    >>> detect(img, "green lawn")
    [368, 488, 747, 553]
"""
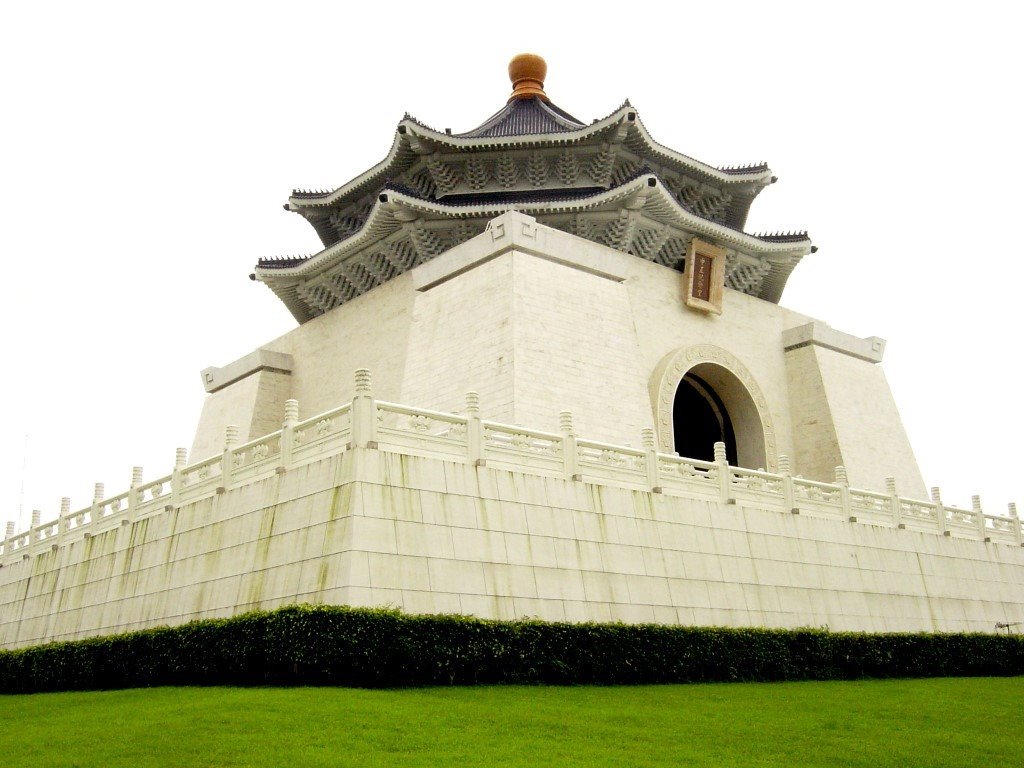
[1, 678, 1019, 767]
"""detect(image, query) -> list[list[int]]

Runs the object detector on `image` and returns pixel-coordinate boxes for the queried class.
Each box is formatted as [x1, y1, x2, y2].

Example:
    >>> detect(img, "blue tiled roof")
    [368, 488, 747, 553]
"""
[457, 97, 586, 138]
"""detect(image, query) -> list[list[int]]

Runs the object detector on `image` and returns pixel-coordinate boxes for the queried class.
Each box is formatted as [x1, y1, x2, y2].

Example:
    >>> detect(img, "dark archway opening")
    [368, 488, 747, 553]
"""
[672, 373, 737, 464]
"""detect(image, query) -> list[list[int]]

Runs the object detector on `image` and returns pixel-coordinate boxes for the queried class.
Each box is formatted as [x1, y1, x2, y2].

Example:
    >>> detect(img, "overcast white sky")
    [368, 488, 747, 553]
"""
[1, 1, 1021, 531]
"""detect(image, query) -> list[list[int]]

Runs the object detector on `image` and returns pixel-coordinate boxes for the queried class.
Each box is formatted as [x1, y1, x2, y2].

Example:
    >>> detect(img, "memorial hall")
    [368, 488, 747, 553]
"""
[2, 55, 1021, 648]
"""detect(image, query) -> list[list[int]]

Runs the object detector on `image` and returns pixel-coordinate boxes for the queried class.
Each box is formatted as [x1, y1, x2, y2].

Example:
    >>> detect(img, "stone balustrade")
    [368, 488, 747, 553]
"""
[1, 369, 1021, 565]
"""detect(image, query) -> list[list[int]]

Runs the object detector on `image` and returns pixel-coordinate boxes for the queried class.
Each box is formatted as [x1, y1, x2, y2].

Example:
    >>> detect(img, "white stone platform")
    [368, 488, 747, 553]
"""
[2, 373, 1022, 649]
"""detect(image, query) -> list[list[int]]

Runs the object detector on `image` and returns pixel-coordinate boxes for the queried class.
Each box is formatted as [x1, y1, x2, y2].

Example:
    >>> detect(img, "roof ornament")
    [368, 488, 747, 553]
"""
[508, 53, 549, 102]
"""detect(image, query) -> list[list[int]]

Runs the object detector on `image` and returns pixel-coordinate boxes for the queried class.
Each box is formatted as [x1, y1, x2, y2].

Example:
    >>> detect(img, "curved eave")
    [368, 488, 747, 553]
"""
[286, 129, 410, 212]
[403, 108, 773, 185]
[387, 176, 805, 259]
[627, 116, 772, 187]
[262, 196, 403, 280]
[261, 173, 809, 283]
[286, 105, 774, 214]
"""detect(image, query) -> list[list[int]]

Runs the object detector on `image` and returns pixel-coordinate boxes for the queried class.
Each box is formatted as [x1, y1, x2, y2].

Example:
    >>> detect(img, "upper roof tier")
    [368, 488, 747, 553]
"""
[260, 55, 812, 323]
[286, 55, 777, 246]
[457, 95, 586, 138]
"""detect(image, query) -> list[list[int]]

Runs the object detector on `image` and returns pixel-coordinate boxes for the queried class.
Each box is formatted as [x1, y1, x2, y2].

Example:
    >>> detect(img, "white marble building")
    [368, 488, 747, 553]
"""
[2, 55, 1021, 648]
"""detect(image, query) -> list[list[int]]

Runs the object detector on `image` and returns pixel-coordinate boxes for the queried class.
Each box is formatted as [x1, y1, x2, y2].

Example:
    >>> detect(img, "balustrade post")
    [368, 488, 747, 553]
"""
[714, 442, 733, 504]
[1009, 503, 1021, 547]
[886, 477, 903, 529]
[351, 369, 377, 449]
[278, 399, 299, 473]
[2, 521, 12, 558]
[169, 447, 188, 510]
[972, 495, 988, 541]
[466, 392, 484, 466]
[59, 497, 71, 538]
[219, 426, 238, 492]
[835, 466, 854, 521]
[91, 483, 105, 529]
[560, 411, 579, 481]
[778, 455, 796, 513]
[30, 510, 41, 544]
[641, 428, 660, 492]
[931, 487, 947, 536]
[126, 466, 143, 524]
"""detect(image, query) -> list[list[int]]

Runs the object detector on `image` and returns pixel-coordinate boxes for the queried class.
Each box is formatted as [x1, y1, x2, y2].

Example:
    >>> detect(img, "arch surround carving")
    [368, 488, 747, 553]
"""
[649, 344, 778, 471]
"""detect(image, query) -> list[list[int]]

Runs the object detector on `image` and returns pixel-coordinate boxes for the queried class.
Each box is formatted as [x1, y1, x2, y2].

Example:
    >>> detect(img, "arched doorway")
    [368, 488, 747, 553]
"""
[673, 372, 737, 465]
[651, 346, 775, 471]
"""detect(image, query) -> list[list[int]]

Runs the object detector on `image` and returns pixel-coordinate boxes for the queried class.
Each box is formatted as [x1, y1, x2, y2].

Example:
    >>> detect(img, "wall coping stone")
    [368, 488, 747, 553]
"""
[782, 321, 886, 363]
[412, 211, 628, 292]
[200, 349, 294, 393]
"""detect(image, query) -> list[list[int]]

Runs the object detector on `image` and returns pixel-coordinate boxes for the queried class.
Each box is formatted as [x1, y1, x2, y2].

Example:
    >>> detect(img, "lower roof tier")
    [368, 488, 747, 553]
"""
[256, 173, 812, 323]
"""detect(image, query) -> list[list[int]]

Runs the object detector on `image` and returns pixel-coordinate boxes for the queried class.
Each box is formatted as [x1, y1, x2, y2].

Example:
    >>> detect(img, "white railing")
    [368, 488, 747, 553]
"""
[377, 401, 470, 461]
[2, 368, 1021, 566]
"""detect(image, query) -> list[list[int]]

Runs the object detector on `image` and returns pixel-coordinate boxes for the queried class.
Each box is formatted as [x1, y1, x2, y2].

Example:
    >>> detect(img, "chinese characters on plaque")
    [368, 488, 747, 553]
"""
[682, 239, 725, 314]
[692, 253, 713, 302]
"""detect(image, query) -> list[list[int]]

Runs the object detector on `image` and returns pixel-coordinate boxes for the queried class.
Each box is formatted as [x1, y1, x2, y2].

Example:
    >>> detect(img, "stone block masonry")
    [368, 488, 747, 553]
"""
[2, 372, 1022, 649]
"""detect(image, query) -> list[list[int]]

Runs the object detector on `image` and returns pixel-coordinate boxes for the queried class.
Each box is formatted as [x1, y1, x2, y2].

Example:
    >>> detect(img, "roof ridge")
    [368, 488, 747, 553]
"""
[535, 97, 586, 127]
[401, 111, 442, 133]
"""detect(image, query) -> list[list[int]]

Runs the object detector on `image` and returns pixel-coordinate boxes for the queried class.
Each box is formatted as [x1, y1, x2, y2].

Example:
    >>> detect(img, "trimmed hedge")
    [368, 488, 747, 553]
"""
[2, 604, 1022, 693]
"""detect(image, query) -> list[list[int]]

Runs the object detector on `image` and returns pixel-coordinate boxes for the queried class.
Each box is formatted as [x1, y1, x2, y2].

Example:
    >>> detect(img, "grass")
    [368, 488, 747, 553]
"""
[1, 678, 1020, 767]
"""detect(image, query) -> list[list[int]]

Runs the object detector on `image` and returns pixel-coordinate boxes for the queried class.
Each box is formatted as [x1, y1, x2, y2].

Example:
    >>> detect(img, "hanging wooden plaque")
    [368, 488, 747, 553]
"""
[682, 239, 725, 315]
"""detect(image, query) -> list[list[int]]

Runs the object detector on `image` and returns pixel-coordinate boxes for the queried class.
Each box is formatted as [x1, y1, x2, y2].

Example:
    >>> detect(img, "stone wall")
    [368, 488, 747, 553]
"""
[3, 388, 1021, 650]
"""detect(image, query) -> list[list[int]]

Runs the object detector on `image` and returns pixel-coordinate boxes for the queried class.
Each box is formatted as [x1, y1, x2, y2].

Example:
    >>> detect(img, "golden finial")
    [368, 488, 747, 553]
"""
[508, 53, 548, 102]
